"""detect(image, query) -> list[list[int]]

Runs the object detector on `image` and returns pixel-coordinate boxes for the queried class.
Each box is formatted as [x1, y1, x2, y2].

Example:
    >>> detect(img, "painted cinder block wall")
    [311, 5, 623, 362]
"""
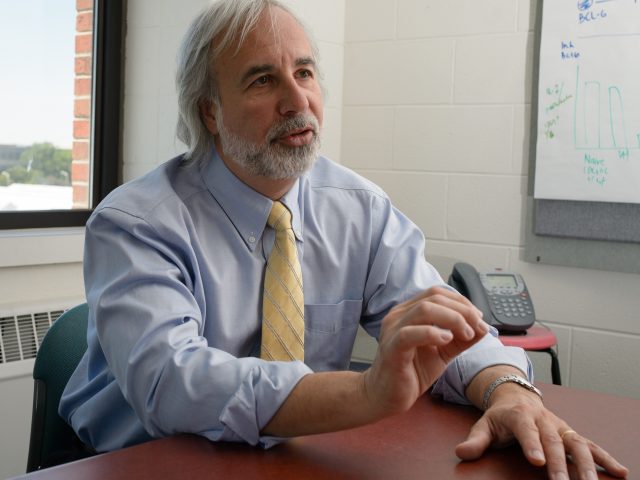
[341, 0, 640, 398]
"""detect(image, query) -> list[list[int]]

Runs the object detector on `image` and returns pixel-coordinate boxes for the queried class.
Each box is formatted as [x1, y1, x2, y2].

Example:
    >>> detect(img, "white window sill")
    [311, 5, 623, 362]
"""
[0, 227, 85, 268]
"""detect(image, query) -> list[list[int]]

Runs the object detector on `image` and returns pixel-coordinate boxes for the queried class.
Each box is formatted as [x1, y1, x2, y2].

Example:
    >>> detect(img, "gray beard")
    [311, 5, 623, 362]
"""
[215, 107, 321, 180]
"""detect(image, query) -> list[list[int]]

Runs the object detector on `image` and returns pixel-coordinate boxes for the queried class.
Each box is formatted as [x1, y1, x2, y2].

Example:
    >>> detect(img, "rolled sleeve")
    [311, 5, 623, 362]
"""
[216, 361, 312, 447]
[431, 326, 533, 405]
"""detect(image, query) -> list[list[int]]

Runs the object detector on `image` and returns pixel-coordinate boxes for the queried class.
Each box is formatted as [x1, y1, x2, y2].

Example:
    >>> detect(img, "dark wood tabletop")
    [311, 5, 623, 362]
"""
[12, 383, 638, 480]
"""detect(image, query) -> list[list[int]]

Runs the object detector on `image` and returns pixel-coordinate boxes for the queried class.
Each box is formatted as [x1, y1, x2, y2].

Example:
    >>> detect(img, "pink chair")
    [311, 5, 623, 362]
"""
[499, 325, 561, 385]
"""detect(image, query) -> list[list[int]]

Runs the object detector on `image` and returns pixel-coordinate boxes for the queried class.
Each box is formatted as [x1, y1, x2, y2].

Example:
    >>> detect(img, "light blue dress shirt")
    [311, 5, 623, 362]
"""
[60, 149, 531, 452]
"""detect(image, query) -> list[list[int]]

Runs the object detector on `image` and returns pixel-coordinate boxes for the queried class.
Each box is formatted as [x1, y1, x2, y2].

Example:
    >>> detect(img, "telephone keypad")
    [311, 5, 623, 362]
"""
[489, 294, 533, 319]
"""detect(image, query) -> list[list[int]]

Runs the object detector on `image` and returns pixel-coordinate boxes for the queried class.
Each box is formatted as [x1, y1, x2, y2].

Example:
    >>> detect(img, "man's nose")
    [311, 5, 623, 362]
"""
[278, 78, 310, 116]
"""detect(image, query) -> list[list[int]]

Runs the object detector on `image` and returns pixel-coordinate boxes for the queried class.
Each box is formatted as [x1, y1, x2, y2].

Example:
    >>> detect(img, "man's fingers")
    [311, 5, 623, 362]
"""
[480, 405, 549, 467]
[460, 409, 547, 467]
[384, 286, 488, 348]
[402, 299, 488, 342]
[389, 324, 455, 357]
[561, 430, 629, 480]
[589, 441, 630, 478]
[561, 431, 597, 480]
[503, 422, 628, 480]
[473, 395, 629, 480]
[455, 416, 493, 461]
[392, 286, 482, 317]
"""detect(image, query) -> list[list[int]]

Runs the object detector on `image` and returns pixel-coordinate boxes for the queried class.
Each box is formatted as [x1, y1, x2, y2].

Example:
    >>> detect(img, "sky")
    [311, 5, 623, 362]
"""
[0, 0, 76, 149]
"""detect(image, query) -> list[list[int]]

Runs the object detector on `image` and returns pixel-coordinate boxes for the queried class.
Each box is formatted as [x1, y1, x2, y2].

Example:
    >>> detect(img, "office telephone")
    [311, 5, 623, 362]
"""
[448, 262, 535, 334]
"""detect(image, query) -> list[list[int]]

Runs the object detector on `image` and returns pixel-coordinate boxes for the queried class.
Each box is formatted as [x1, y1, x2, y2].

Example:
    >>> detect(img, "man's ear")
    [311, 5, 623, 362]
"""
[199, 100, 219, 135]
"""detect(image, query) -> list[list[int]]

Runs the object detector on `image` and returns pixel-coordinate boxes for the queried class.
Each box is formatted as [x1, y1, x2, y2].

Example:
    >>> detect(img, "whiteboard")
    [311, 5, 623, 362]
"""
[534, 0, 640, 204]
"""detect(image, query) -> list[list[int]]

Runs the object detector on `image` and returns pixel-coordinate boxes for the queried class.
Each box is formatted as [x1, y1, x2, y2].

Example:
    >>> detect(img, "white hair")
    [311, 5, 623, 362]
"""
[175, 0, 322, 163]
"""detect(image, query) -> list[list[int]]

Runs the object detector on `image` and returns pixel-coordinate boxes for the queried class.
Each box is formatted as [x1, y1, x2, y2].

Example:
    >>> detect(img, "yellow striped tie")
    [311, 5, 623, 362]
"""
[260, 201, 304, 361]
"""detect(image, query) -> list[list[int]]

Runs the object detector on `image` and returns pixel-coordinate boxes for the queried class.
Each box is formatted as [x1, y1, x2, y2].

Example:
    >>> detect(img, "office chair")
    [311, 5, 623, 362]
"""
[26, 303, 94, 472]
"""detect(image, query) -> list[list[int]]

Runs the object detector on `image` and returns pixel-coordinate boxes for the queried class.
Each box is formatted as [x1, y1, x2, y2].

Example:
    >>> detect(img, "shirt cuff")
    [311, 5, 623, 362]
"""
[431, 326, 533, 405]
[215, 360, 313, 447]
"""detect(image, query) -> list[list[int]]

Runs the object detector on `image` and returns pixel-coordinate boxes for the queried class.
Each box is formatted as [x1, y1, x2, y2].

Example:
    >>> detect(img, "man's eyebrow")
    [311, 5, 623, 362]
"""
[240, 64, 274, 85]
[296, 56, 316, 68]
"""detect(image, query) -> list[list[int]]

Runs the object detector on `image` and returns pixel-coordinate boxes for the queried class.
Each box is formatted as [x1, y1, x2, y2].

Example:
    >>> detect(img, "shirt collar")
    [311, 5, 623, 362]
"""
[200, 148, 304, 251]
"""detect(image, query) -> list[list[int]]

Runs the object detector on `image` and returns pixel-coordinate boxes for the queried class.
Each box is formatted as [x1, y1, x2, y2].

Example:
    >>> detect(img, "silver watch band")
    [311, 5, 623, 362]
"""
[481, 374, 543, 411]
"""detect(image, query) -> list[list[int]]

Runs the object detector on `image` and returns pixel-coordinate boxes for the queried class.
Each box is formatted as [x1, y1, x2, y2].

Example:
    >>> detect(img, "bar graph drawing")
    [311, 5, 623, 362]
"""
[574, 66, 630, 152]
[535, 0, 640, 204]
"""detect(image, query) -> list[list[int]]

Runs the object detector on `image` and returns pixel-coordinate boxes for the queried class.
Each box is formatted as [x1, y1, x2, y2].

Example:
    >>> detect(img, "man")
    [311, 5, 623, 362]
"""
[60, 1, 628, 478]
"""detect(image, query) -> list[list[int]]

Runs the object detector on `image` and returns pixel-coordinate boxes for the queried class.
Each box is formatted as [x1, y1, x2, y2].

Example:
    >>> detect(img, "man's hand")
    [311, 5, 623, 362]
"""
[458, 367, 629, 479]
[362, 286, 488, 417]
[265, 289, 626, 480]
[264, 286, 488, 437]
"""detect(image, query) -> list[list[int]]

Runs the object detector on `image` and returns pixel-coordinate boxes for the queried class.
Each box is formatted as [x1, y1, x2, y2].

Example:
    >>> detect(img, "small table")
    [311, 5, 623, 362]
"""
[500, 324, 562, 385]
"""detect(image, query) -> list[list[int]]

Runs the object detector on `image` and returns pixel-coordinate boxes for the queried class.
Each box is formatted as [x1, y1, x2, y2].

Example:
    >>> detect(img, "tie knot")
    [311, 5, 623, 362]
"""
[267, 201, 293, 231]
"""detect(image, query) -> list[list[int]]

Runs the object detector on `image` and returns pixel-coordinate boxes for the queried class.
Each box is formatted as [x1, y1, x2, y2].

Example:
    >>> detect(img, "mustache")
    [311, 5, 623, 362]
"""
[267, 115, 319, 144]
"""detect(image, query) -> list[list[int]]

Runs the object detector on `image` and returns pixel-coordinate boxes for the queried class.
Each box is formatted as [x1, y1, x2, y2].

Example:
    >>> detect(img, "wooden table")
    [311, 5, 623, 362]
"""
[11, 384, 638, 479]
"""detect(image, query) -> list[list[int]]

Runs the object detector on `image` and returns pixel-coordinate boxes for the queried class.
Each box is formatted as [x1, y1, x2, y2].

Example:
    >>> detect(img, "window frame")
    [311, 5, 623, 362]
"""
[0, 0, 124, 230]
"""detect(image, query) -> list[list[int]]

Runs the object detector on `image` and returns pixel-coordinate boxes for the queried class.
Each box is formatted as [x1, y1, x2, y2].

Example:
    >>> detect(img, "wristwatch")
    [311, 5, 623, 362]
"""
[482, 374, 543, 411]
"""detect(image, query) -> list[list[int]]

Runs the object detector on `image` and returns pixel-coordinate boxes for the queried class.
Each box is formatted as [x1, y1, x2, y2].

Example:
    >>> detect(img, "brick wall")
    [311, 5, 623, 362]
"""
[72, 0, 93, 208]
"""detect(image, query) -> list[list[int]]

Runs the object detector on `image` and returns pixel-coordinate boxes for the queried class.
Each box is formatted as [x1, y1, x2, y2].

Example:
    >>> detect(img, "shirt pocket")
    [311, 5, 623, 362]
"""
[304, 299, 363, 333]
[304, 299, 363, 371]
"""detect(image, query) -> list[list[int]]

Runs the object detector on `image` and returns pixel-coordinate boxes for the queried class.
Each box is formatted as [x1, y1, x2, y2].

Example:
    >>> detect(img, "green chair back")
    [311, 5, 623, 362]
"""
[26, 303, 90, 472]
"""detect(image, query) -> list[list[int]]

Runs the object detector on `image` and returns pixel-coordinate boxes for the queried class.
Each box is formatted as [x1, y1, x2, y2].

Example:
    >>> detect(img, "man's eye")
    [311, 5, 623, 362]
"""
[252, 75, 270, 86]
[298, 69, 313, 79]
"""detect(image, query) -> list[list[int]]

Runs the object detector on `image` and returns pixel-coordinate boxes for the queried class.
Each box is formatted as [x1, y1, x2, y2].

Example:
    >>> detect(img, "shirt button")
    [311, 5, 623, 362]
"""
[248, 235, 256, 243]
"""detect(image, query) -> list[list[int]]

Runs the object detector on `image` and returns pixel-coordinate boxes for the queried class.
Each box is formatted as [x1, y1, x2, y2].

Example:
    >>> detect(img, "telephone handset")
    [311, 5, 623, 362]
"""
[448, 262, 535, 334]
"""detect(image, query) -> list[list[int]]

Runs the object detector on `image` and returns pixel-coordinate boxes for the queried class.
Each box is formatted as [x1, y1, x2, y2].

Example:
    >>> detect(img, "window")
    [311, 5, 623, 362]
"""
[0, 0, 123, 229]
